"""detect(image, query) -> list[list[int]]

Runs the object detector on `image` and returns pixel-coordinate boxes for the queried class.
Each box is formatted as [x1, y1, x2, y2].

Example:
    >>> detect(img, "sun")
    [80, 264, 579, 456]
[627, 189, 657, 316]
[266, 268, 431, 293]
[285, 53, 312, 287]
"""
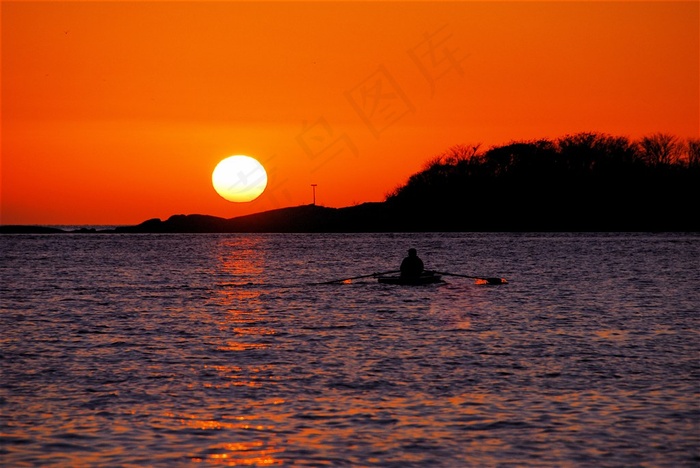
[212, 155, 268, 202]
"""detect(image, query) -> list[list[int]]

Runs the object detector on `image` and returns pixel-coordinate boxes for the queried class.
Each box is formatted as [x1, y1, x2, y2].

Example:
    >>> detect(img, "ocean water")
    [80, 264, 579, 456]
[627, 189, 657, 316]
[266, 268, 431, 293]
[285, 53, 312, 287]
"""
[1, 232, 698, 467]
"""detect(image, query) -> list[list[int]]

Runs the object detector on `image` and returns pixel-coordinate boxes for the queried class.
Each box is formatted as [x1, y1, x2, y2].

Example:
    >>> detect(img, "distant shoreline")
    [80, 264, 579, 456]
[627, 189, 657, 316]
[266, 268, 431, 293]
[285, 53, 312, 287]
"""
[2, 202, 699, 233]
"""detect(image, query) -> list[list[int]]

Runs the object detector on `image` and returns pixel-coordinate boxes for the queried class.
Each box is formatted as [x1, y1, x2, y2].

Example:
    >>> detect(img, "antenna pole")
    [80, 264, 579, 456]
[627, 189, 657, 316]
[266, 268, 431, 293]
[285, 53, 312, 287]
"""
[311, 184, 317, 205]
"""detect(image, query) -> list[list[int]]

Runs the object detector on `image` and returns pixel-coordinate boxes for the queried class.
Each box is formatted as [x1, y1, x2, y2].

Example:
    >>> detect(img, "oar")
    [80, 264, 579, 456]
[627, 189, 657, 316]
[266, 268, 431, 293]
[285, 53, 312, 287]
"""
[314, 270, 400, 285]
[433, 271, 508, 285]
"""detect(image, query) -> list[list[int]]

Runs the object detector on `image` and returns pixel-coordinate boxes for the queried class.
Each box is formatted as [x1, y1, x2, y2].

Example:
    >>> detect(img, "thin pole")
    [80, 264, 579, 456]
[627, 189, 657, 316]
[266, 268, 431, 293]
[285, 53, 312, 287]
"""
[311, 184, 317, 205]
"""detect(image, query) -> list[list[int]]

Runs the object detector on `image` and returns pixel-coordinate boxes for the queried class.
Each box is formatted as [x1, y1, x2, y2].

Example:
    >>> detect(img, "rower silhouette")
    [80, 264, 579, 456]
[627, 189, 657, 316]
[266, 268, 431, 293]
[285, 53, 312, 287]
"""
[400, 248, 424, 279]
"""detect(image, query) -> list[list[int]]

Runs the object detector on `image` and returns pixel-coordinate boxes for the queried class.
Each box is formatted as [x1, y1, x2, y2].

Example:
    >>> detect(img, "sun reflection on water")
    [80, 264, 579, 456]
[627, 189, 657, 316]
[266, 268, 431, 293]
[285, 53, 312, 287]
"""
[191, 440, 285, 466]
[216, 237, 267, 277]
[187, 236, 289, 465]
[174, 413, 284, 465]
[217, 341, 269, 352]
[213, 236, 274, 354]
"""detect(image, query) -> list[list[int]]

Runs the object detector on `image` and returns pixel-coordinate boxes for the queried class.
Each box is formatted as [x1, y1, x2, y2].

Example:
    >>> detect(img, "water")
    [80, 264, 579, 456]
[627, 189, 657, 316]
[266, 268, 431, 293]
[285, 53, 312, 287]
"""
[1, 232, 698, 467]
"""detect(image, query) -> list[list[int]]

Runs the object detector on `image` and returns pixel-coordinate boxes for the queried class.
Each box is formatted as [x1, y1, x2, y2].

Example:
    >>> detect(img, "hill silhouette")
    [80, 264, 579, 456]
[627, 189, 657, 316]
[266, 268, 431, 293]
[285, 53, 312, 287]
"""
[113, 204, 395, 233]
[2, 132, 698, 233]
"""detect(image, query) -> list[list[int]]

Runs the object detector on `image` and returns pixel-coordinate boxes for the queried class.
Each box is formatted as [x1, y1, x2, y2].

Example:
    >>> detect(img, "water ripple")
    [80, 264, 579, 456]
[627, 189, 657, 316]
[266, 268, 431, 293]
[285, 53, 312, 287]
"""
[1, 233, 698, 466]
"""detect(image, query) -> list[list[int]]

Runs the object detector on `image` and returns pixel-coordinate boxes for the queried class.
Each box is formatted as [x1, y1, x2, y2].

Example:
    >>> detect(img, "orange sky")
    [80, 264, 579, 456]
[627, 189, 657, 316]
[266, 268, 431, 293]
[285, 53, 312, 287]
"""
[2, 1, 698, 225]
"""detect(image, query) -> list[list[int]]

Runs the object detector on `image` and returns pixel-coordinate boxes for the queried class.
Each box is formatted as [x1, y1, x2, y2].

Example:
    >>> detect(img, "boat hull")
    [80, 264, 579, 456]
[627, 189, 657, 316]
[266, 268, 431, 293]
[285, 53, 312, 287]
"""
[377, 273, 443, 285]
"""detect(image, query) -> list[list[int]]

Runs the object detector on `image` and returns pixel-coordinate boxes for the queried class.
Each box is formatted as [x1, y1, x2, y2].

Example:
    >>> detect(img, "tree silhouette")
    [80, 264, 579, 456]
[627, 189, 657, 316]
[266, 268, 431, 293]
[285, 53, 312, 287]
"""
[385, 132, 699, 231]
[687, 139, 700, 168]
[639, 133, 682, 166]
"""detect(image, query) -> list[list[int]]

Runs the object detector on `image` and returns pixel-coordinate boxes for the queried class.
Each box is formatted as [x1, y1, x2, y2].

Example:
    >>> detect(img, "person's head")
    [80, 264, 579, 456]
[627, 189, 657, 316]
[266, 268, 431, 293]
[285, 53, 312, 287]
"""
[408, 248, 417, 257]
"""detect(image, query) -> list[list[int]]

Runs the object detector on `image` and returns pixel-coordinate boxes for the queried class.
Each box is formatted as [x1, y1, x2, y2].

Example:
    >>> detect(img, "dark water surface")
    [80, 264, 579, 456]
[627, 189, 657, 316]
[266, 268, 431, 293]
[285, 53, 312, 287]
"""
[1, 233, 698, 466]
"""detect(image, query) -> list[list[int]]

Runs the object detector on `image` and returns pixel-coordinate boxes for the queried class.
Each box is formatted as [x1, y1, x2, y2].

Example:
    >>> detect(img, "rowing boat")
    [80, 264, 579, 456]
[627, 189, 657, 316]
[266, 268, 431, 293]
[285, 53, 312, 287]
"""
[377, 272, 443, 285]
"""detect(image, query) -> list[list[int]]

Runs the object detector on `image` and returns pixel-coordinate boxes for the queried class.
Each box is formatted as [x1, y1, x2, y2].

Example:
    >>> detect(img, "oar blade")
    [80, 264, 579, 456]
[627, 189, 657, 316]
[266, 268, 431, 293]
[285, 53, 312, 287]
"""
[475, 277, 508, 285]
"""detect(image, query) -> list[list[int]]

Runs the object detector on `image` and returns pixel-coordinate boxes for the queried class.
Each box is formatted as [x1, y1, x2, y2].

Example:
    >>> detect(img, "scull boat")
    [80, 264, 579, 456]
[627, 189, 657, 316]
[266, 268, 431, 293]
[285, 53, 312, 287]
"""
[377, 272, 443, 285]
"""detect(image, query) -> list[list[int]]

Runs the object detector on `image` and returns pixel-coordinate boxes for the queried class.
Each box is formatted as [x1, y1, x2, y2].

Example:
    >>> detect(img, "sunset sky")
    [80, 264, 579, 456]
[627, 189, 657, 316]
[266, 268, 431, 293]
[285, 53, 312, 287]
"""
[2, 1, 698, 225]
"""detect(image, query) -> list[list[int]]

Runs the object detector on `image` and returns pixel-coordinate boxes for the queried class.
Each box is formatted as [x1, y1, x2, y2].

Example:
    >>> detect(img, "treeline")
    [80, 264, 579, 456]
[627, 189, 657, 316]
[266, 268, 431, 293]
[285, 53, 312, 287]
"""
[384, 132, 699, 231]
